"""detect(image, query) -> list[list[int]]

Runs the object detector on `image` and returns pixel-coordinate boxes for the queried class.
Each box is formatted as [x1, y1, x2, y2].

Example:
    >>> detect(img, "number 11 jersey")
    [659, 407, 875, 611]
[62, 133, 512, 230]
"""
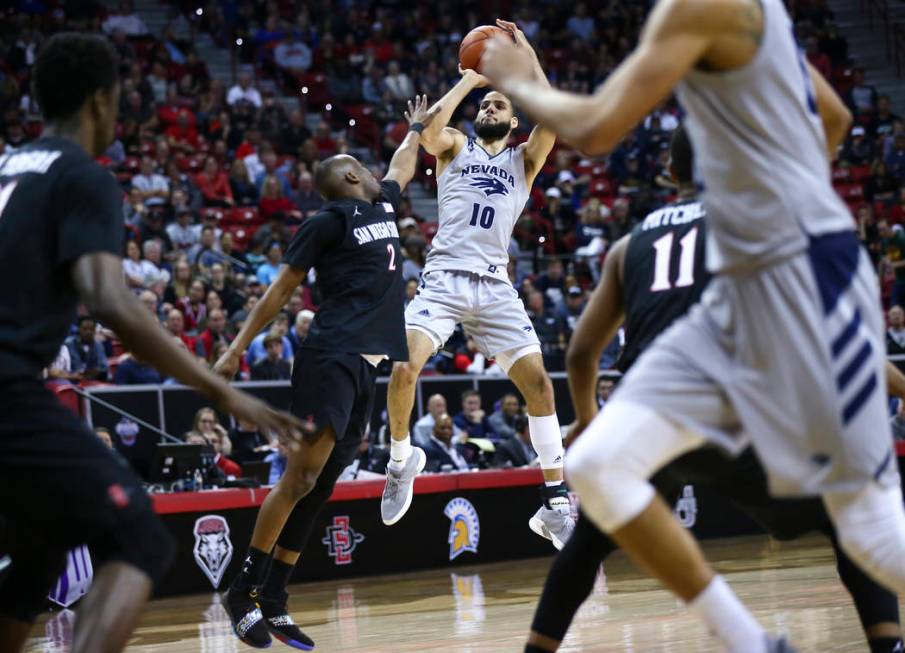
[424, 138, 530, 281]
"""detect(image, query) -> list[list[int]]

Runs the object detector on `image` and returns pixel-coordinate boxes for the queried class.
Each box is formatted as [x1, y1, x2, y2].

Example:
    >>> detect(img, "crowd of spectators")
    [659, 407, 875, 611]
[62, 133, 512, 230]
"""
[5, 1, 903, 389]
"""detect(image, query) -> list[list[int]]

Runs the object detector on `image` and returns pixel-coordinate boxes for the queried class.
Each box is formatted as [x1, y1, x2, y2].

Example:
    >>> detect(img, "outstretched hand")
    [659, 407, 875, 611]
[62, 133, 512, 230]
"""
[405, 94, 441, 129]
[481, 31, 536, 91]
[495, 19, 534, 54]
[458, 64, 489, 88]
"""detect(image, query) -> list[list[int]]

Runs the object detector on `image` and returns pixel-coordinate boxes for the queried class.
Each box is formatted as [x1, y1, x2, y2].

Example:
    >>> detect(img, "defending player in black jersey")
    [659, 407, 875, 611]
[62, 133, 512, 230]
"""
[524, 126, 905, 653]
[0, 34, 304, 653]
[213, 96, 435, 650]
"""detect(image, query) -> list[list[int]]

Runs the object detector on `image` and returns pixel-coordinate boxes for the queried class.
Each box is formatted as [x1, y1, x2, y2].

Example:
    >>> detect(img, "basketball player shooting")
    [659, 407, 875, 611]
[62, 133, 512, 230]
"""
[483, 0, 905, 651]
[380, 20, 574, 548]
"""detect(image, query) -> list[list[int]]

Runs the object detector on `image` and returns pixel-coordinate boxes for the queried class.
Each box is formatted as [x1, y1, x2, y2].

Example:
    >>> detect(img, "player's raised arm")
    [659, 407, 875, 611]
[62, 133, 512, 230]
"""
[496, 19, 556, 186]
[71, 253, 306, 441]
[384, 95, 439, 192]
[482, 0, 728, 155]
[808, 61, 853, 159]
[566, 235, 629, 437]
[418, 68, 486, 159]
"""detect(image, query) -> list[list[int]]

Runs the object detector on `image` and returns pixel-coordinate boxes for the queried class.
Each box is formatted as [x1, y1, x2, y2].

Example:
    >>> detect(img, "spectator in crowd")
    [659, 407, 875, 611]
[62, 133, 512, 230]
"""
[566, 2, 595, 41]
[527, 289, 568, 371]
[65, 316, 108, 381]
[229, 420, 273, 464]
[265, 440, 289, 484]
[258, 176, 297, 221]
[123, 240, 149, 289]
[598, 376, 615, 408]
[402, 236, 427, 283]
[413, 393, 464, 447]
[279, 110, 311, 156]
[102, 0, 149, 36]
[493, 415, 538, 468]
[887, 133, 905, 181]
[113, 351, 165, 385]
[535, 258, 567, 308]
[453, 390, 494, 439]
[881, 221, 905, 304]
[95, 427, 114, 449]
[246, 312, 294, 364]
[488, 393, 522, 441]
[167, 207, 200, 256]
[177, 279, 208, 332]
[891, 399, 905, 441]
[844, 67, 878, 115]
[229, 158, 259, 206]
[166, 308, 205, 357]
[384, 60, 415, 101]
[193, 226, 223, 271]
[195, 156, 235, 206]
[256, 241, 284, 285]
[842, 126, 873, 166]
[45, 343, 80, 383]
[287, 309, 314, 356]
[227, 71, 263, 108]
[208, 423, 242, 477]
[559, 286, 587, 336]
[274, 34, 312, 74]
[132, 156, 169, 207]
[454, 337, 491, 375]
[251, 332, 292, 381]
[404, 278, 418, 307]
[199, 308, 231, 359]
[873, 95, 901, 139]
[888, 305, 905, 372]
[138, 289, 161, 319]
[424, 413, 471, 472]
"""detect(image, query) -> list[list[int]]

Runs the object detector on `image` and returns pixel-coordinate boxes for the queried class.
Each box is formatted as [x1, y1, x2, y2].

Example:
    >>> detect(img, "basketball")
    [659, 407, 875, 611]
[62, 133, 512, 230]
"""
[459, 25, 511, 73]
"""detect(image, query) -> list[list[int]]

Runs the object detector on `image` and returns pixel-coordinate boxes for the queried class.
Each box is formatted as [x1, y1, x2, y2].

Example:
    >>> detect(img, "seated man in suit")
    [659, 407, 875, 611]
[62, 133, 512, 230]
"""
[424, 413, 471, 473]
[493, 415, 538, 469]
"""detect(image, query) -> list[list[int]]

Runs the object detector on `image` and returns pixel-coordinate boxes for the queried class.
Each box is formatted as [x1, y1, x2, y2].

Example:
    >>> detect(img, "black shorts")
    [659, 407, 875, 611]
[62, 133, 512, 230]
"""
[0, 379, 173, 620]
[290, 348, 378, 443]
[653, 447, 832, 541]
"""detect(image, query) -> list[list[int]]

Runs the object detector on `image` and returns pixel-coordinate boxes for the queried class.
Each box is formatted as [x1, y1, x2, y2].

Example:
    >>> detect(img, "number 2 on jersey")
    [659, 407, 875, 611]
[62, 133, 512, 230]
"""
[469, 203, 495, 229]
[650, 227, 698, 292]
[386, 243, 396, 271]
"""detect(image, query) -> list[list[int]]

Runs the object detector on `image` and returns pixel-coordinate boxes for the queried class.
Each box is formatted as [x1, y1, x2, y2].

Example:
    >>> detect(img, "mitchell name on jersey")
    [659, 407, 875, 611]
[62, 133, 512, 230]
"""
[456, 163, 517, 197]
[640, 202, 706, 231]
[353, 219, 400, 246]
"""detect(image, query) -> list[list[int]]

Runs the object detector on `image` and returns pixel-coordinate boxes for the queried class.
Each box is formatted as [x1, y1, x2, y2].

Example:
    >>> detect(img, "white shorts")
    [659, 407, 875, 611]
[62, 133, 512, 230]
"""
[405, 270, 540, 362]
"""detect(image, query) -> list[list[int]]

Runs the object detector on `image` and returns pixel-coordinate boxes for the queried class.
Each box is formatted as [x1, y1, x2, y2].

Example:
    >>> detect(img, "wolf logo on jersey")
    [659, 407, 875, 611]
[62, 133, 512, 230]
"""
[470, 175, 509, 197]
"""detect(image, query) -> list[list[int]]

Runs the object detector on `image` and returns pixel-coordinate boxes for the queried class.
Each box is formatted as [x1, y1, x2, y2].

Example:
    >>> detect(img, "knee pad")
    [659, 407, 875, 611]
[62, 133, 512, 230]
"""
[565, 400, 703, 533]
[825, 483, 905, 596]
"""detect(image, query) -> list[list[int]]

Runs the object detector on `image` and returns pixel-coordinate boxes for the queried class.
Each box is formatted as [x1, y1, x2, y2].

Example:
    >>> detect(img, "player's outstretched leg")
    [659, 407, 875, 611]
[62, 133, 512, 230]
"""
[566, 400, 786, 652]
[381, 329, 435, 525]
[507, 352, 573, 549]
[226, 429, 336, 649]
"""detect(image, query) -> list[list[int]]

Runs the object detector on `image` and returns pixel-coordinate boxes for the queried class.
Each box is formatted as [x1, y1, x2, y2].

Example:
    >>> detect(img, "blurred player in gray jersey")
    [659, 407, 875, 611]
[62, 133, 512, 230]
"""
[380, 20, 574, 549]
[484, 0, 905, 651]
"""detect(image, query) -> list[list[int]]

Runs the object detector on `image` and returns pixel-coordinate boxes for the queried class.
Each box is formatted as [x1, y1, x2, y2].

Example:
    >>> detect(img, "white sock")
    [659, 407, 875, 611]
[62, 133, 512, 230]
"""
[544, 480, 561, 487]
[389, 435, 412, 471]
[528, 414, 564, 470]
[689, 576, 765, 653]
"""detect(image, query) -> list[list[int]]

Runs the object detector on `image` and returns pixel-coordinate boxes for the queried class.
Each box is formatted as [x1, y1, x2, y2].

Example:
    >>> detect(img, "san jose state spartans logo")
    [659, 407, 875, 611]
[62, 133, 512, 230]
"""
[192, 515, 234, 589]
[322, 516, 365, 565]
[444, 497, 480, 561]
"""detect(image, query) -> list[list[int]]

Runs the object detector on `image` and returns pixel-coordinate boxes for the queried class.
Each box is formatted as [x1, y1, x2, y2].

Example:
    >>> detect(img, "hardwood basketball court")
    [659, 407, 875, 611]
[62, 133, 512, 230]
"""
[25, 534, 893, 652]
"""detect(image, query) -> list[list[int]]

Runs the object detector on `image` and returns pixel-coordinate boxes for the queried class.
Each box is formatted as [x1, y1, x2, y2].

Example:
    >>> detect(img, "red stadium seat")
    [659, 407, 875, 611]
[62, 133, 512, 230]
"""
[200, 207, 226, 223]
[850, 165, 872, 183]
[835, 183, 864, 202]
[419, 222, 439, 243]
[227, 207, 262, 226]
[832, 167, 851, 183]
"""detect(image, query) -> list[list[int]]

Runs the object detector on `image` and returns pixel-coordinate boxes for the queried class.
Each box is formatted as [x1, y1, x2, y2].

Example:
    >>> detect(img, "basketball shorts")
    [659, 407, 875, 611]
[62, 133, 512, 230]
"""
[290, 348, 377, 444]
[0, 379, 173, 620]
[615, 231, 900, 497]
[405, 270, 540, 360]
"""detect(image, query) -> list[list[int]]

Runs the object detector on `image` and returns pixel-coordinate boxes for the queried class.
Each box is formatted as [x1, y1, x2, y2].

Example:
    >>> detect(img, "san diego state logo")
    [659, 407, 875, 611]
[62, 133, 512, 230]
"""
[444, 497, 480, 561]
[322, 516, 364, 565]
[192, 515, 233, 589]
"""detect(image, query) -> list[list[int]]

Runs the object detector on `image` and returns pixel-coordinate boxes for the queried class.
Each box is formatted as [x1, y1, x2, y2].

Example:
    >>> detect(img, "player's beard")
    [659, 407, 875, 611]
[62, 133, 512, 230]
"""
[474, 119, 511, 143]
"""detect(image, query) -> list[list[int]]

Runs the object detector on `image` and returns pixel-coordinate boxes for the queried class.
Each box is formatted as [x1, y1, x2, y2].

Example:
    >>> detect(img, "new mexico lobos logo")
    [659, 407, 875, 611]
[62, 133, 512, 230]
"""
[193, 515, 234, 589]
[444, 497, 480, 561]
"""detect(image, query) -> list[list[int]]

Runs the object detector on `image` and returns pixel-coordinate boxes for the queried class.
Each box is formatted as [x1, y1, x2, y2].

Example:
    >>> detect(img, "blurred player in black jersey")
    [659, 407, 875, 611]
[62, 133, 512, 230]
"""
[0, 34, 305, 653]
[524, 126, 905, 653]
[212, 96, 436, 650]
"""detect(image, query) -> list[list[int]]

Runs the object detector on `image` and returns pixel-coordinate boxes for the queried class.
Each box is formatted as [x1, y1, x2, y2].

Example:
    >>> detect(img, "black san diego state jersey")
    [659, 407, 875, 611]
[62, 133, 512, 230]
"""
[617, 198, 710, 373]
[0, 137, 123, 382]
[284, 180, 408, 361]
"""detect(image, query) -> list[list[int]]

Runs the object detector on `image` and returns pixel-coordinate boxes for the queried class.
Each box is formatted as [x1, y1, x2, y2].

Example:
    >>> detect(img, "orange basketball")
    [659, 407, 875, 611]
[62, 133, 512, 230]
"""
[459, 25, 511, 73]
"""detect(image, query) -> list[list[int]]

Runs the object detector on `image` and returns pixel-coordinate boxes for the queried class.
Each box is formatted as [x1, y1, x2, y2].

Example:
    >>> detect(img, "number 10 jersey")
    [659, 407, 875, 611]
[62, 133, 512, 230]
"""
[424, 138, 530, 281]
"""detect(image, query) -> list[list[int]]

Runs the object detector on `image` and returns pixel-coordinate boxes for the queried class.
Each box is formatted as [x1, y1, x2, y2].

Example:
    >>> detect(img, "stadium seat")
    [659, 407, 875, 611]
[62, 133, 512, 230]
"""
[200, 207, 226, 223]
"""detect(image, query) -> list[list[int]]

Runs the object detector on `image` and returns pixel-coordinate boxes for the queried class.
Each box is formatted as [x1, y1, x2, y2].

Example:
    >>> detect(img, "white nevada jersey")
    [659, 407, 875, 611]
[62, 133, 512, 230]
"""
[424, 138, 530, 281]
[675, 0, 853, 275]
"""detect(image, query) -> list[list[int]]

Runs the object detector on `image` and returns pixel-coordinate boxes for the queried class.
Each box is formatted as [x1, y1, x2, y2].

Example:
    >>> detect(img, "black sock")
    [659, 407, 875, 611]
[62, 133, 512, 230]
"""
[540, 482, 568, 508]
[869, 637, 904, 653]
[230, 546, 271, 592]
[261, 557, 296, 600]
[525, 645, 552, 653]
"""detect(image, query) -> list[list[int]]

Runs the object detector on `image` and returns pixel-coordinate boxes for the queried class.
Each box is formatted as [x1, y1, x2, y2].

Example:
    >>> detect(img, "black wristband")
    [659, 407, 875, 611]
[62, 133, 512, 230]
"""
[409, 122, 424, 134]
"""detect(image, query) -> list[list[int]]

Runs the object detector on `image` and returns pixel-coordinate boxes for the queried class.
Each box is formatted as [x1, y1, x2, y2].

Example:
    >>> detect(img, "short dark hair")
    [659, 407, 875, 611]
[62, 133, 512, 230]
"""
[461, 389, 480, 401]
[669, 124, 694, 185]
[32, 33, 119, 121]
[77, 315, 96, 327]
